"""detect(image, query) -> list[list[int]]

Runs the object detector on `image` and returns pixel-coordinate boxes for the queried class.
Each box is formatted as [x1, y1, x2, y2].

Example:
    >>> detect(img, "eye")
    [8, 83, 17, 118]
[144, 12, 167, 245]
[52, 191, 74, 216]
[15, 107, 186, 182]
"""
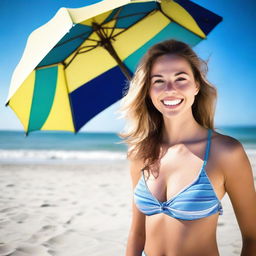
[176, 77, 186, 82]
[153, 79, 164, 84]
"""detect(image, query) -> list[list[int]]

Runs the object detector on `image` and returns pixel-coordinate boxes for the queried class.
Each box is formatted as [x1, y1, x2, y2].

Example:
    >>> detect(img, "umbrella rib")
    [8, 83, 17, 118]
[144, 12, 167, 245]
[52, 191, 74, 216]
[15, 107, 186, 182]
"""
[98, 11, 156, 39]
[36, 42, 99, 70]
[112, 7, 123, 21]
[64, 44, 99, 69]
[108, 7, 123, 39]
[64, 50, 81, 69]
[102, 12, 150, 25]
[54, 31, 95, 48]
[59, 24, 102, 69]
[109, 10, 159, 39]
[78, 45, 99, 54]
[101, 26, 109, 39]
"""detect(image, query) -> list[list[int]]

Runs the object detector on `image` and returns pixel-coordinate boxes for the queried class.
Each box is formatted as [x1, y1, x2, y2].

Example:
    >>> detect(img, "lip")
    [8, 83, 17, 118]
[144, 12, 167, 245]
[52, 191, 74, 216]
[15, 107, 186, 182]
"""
[161, 98, 184, 108]
[161, 97, 184, 101]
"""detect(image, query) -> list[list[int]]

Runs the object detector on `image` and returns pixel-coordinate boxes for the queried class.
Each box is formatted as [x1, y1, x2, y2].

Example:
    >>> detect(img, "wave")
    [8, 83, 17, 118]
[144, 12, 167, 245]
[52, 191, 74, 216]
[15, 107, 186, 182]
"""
[0, 149, 127, 163]
[0, 148, 254, 164]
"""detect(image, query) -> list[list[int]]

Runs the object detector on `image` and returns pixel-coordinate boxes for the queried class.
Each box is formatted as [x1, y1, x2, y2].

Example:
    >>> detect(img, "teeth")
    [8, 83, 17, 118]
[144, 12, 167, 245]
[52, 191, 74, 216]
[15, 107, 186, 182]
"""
[163, 99, 182, 106]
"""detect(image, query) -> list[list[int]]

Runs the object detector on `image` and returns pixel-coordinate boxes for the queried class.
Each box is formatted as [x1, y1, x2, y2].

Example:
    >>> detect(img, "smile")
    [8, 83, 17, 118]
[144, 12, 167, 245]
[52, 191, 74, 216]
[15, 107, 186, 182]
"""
[161, 99, 184, 107]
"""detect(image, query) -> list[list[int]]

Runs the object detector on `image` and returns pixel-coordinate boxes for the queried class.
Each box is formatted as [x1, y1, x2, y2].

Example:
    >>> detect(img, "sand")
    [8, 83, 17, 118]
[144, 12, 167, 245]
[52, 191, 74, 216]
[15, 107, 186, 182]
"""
[0, 150, 255, 256]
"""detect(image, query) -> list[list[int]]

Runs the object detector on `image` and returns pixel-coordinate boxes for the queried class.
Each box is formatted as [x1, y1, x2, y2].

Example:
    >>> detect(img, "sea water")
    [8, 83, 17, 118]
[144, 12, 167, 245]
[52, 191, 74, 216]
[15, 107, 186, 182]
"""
[0, 126, 255, 164]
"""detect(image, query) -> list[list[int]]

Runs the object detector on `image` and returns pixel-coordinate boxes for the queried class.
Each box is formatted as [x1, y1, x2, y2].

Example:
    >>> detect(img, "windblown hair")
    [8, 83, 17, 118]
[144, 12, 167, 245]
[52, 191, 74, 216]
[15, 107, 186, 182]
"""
[116, 39, 217, 170]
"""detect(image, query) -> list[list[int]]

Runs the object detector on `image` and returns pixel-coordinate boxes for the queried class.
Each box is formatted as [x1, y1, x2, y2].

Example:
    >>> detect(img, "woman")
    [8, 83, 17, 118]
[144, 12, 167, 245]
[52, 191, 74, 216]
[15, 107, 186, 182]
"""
[117, 39, 256, 256]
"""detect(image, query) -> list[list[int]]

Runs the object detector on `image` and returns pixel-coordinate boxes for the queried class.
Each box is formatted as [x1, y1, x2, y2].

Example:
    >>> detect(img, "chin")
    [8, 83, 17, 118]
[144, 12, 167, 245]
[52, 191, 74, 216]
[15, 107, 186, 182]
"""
[163, 111, 181, 118]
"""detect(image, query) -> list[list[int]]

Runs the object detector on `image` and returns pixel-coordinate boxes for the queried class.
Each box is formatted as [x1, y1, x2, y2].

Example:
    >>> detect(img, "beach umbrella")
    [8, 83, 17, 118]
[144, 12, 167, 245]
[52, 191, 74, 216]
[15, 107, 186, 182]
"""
[5, 0, 222, 135]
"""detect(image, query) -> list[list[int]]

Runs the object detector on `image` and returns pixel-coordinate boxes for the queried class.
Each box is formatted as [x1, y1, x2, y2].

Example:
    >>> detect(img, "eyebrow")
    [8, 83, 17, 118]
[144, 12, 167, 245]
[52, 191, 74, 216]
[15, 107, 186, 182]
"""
[150, 71, 189, 79]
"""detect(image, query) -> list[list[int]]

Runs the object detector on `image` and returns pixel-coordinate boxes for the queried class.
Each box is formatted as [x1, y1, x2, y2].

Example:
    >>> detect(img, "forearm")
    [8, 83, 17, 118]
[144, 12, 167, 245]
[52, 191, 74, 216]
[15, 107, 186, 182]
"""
[241, 238, 256, 256]
[125, 231, 145, 256]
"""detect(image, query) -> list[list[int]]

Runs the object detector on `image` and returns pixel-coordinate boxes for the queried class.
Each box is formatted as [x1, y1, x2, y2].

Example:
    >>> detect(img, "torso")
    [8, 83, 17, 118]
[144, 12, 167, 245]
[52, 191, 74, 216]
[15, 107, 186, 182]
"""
[142, 130, 226, 256]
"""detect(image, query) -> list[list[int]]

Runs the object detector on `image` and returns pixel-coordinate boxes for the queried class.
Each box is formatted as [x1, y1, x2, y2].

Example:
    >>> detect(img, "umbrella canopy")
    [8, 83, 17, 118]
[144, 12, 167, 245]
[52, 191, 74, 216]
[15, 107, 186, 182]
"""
[5, 0, 222, 135]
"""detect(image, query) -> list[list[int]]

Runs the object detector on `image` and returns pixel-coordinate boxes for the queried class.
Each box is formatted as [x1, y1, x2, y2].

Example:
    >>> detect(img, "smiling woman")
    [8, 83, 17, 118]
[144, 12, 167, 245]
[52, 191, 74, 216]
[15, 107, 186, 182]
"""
[117, 39, 256, 256]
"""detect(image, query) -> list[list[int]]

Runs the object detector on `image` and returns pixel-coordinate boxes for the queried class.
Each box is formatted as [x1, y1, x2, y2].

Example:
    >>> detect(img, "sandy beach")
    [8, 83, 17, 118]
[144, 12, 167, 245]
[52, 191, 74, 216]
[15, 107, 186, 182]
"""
[0, 150, 255, 256]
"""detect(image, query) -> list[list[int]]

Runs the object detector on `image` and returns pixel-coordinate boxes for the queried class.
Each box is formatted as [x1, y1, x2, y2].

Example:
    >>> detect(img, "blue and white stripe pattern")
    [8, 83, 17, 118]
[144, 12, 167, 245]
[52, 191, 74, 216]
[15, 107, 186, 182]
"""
[133, 129, 223, 221]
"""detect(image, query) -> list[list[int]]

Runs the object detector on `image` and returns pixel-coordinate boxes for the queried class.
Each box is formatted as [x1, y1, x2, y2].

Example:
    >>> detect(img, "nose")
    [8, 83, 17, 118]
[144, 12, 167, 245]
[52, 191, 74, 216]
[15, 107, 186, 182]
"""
[164, 81, 176, 92]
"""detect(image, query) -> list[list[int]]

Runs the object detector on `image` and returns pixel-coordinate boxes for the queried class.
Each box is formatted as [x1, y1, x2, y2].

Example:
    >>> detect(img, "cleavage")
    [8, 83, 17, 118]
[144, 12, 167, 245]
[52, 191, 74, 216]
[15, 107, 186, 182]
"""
[144, 145, 205, 203]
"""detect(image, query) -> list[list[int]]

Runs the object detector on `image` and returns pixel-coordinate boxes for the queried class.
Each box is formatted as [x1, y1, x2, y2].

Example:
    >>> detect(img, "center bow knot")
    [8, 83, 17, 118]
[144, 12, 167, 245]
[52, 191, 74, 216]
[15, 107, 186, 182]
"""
[160, 201, 167, 210]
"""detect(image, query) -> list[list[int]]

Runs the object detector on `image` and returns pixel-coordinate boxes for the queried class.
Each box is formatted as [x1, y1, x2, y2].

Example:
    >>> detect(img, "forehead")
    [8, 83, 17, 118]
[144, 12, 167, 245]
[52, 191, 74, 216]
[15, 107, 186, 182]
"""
[150, 54, 192, 75]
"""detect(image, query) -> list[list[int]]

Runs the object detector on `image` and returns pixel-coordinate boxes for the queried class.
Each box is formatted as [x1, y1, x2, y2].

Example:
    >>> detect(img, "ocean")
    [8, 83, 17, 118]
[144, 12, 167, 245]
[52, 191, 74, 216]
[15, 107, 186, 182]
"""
[0, 126, 255, 164]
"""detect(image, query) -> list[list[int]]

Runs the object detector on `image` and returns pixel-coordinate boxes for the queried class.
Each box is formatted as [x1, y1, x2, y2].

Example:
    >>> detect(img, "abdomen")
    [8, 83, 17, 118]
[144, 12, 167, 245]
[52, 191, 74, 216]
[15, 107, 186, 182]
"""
[144, 213, 220, 256]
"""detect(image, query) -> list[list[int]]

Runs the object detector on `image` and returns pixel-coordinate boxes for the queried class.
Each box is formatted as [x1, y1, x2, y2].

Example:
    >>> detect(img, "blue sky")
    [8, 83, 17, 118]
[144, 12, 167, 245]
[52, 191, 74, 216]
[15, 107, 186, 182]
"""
[0, 0, 255, 133]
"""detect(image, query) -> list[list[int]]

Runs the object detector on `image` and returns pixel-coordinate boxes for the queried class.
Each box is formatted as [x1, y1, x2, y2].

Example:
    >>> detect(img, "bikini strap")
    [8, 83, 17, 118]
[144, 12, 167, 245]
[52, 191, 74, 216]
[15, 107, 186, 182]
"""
[203, 129, 212, 167]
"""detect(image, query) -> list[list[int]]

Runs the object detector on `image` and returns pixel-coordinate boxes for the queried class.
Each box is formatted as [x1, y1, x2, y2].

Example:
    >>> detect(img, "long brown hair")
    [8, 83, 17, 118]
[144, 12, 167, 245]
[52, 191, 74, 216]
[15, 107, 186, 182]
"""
[116, 39, 217, 171]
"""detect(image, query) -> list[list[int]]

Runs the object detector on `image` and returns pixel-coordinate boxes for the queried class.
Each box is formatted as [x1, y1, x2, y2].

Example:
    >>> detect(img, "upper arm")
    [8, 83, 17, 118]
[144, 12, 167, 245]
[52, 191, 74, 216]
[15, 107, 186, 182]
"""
[222, 138, 256, 240]
[128, 154, 146, 237]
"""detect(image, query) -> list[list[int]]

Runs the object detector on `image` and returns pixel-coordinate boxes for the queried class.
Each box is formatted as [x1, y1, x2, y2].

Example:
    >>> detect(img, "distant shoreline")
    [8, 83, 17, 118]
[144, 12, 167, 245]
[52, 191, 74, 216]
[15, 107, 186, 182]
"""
[0, 124, 256, 133]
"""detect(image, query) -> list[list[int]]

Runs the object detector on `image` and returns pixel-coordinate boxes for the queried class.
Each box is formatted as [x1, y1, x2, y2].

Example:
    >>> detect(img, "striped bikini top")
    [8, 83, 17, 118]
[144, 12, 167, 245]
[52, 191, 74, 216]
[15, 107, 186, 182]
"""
[133, 129, 223, 221]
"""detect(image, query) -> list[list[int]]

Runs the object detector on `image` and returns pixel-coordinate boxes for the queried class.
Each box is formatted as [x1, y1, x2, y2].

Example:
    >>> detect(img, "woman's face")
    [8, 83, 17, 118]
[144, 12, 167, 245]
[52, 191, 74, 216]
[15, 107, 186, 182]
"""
[149, 54, 199, 118]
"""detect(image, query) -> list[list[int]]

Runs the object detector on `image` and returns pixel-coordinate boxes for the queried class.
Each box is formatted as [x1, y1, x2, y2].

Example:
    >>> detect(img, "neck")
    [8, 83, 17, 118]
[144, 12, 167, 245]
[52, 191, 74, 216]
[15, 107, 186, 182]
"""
[161, 108, 207, 146]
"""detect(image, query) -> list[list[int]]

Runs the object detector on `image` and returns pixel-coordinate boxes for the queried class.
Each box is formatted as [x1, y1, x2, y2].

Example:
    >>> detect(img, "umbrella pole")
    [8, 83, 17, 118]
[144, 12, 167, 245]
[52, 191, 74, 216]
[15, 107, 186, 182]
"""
[104, 42, 132, 81]
[92, 22, 132, 81]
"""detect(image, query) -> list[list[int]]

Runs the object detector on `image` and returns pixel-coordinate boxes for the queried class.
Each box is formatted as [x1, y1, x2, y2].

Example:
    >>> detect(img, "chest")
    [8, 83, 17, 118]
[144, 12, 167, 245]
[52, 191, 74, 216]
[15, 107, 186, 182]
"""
[144, 144, 225, 203]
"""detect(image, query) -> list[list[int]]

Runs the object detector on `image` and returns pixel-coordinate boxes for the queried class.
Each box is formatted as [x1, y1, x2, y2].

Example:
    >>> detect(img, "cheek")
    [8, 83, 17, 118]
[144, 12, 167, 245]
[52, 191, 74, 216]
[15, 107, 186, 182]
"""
[176, 80, 193, 90]
[149, 85, 161, 99]
[178, 82, 198, 96]
[149, 87, 161, 108]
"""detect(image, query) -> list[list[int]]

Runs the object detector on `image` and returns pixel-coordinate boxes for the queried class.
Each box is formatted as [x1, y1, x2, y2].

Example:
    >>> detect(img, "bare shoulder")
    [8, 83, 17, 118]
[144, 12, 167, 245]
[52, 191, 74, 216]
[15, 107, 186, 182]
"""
[211, 129, 245, 158]
[211, 129, 251, 175]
